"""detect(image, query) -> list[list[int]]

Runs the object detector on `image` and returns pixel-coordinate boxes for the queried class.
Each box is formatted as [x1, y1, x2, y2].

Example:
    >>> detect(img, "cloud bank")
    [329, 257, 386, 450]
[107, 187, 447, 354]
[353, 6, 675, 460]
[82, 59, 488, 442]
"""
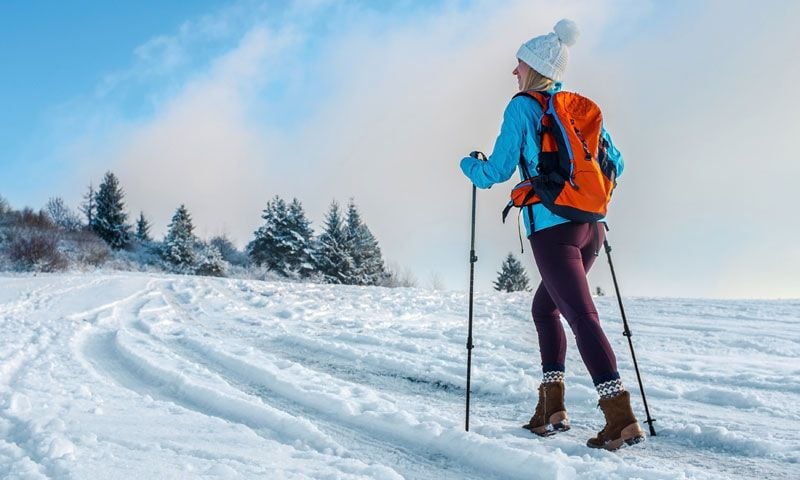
[53, 0, 800, 298]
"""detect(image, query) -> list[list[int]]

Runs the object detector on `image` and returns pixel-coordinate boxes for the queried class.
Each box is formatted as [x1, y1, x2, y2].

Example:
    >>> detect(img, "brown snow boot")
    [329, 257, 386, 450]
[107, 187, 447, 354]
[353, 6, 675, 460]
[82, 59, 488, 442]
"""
[522, 382, 570, 436]
[586, 390, 645, 450]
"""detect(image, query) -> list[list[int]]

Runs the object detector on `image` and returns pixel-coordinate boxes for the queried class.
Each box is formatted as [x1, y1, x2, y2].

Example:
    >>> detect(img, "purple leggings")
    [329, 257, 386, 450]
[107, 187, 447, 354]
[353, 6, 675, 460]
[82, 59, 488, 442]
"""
[529, 222, 619, 385]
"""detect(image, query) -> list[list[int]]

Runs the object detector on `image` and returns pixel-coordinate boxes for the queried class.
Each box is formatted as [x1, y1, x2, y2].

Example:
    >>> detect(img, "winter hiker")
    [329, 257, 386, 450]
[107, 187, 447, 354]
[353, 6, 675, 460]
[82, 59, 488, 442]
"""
[459, 19, 644, 450]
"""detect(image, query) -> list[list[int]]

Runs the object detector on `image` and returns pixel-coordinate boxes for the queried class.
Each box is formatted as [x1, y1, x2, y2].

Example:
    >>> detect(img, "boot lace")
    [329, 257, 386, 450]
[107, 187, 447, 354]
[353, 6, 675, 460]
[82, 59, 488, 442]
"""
[595, 402, 608, 440]
[529, 385, 547, 425]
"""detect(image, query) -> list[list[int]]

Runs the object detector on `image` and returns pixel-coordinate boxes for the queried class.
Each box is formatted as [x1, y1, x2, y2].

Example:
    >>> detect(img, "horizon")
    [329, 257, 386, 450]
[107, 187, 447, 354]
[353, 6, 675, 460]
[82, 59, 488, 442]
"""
[2, 0, 799, 299]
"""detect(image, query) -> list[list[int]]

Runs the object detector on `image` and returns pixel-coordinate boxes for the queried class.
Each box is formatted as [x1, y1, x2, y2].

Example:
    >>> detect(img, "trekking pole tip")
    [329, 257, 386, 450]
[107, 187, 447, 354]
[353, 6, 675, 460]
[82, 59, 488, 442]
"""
[646, 418, 657, 436]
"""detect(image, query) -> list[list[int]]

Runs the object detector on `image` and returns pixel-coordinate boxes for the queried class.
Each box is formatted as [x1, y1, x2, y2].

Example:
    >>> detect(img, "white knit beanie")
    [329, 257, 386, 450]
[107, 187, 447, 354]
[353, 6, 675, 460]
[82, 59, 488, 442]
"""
[516, 19, 580, 82]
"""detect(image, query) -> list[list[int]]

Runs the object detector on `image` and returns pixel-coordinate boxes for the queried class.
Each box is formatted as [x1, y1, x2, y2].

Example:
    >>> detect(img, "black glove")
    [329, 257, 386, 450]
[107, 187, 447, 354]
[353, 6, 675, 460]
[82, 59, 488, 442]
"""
[469, 151, 487, 161]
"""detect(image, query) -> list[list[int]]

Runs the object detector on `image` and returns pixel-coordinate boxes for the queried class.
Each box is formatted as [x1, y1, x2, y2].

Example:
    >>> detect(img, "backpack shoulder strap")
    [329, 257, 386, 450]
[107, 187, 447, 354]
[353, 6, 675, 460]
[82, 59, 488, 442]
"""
[509, 90, 550, 180]
[512, 90, 549, 110]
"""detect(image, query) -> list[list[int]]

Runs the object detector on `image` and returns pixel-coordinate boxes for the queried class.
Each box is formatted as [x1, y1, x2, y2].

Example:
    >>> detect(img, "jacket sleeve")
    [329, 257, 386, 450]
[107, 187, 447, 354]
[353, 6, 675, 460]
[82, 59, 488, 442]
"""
[601, 126, 624, 178]
[460, 99, 524, 189]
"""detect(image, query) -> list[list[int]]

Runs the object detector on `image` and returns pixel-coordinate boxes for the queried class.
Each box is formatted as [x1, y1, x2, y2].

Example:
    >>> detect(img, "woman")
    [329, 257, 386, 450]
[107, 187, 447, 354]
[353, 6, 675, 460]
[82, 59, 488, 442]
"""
[459, 19, 644, 450]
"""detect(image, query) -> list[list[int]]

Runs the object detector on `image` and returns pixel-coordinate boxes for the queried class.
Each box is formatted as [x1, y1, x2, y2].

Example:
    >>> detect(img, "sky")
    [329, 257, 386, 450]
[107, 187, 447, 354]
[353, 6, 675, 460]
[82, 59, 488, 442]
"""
[1, 0, 799, 299]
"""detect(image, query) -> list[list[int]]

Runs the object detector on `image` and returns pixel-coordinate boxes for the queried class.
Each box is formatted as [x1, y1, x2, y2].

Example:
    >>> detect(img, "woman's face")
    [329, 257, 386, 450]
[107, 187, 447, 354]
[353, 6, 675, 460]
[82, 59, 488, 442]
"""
[512, 59, 530, 91]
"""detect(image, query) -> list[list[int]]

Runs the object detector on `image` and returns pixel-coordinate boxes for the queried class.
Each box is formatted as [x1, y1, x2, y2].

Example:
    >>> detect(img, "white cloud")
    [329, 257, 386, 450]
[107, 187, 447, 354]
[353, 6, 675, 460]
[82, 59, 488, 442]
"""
[107, 25, 301, 242]
[585, 0, 800, 298]
[54, 0, 800, 298]
[264, 0, 616, 290]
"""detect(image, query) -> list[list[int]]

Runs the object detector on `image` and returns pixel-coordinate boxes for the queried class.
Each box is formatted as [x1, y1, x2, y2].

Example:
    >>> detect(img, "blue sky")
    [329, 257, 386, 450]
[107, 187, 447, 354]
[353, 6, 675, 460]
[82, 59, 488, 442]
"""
[1, 0, 467, 200]
[1, 1, 229, 194]
[1, 0, 798, 298]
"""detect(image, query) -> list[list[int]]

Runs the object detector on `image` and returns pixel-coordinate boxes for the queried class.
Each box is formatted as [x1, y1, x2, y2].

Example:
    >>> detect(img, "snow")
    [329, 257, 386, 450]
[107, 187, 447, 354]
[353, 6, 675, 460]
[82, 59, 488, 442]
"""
[0, 273, 798, 479]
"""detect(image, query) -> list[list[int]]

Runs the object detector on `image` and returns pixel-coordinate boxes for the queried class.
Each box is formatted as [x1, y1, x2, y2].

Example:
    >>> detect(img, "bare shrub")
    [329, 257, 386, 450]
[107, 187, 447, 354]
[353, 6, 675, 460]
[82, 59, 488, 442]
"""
[45, 197, 83, 231]
[15, 208, 55, 230]
[0, 195, 10, 215]
[426, 271, 445, 291]
[8, 230, 67, 272]
[382, 263, 418, 288]
[67, 230, 111, 266]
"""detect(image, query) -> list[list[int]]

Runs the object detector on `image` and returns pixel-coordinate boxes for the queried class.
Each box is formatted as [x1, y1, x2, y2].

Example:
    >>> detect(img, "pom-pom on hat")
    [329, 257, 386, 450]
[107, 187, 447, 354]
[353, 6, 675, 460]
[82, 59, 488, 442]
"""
[516, 19, 580, 82]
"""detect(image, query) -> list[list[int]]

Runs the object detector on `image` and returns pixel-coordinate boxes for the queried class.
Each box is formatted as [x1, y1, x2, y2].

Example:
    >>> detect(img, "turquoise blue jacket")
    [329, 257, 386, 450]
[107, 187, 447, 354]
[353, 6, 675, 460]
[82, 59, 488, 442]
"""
[460, 87, 624, 236]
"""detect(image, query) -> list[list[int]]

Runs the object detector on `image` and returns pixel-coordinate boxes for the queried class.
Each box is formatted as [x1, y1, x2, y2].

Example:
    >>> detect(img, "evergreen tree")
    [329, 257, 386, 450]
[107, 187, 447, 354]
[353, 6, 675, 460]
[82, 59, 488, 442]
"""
[248, 196, 315, 277]
[595, 286, 606, 297]
[210, 235, 248, 266]
[247, 196, 290, 273]
[92, 172, 131, 249]
[135, 212, 152, 242]
[344, 199, 386, 286]
[493, 253, 530, 292]
[162, 204, 196, 271]
[285, 198, 315, 277]
[79, 183, 95, 227]
[194, 243, 226, 277]
[314, 200, 353, 284]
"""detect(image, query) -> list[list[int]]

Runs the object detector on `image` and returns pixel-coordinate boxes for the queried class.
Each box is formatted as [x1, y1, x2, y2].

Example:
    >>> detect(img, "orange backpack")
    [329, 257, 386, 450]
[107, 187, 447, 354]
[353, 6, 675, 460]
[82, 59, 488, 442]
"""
[502, 90, 618, 228]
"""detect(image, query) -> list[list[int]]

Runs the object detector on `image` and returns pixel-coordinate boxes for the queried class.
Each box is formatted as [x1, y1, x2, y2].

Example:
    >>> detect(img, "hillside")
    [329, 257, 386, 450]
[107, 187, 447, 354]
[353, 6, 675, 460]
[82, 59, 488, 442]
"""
[1, 273, 798, 479]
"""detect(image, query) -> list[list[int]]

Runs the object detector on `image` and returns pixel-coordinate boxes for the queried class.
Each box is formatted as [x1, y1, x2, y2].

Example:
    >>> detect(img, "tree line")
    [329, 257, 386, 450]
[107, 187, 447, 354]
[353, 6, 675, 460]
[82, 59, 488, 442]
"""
[1, 171, 396, 286]
[2, 171, 539, 291]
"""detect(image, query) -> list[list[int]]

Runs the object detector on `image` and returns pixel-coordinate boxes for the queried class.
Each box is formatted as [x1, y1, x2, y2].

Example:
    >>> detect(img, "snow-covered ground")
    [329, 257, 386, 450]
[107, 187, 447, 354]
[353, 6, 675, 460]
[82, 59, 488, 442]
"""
[1, 273, 798, 479]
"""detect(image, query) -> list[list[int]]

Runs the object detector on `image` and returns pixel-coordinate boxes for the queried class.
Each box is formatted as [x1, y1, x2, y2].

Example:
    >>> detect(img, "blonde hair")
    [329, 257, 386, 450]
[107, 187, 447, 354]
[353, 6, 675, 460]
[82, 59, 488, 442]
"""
[523, 68, 555, 92]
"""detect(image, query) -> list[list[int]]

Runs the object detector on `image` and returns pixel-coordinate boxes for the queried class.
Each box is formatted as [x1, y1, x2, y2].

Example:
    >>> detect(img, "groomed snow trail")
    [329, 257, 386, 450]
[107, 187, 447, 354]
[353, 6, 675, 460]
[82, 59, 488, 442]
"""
[0, 273, 798, 479]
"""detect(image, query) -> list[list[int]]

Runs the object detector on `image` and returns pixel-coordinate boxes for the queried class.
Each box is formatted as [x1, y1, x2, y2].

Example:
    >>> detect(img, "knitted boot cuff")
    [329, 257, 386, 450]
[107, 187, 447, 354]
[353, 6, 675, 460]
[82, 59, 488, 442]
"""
[542, 370, 565, 384]
[596, 378, 625, 398]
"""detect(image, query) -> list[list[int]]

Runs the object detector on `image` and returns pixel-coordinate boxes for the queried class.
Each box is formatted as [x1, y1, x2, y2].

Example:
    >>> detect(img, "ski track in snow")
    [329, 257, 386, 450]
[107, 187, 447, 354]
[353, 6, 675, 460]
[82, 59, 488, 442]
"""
[0, 273, 798, 479]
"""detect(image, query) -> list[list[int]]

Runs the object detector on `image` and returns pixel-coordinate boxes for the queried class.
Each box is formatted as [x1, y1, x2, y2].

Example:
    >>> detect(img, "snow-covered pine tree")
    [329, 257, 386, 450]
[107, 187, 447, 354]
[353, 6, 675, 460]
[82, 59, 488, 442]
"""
[194, 243, 226, 277]
[209, 235, 248, 266]
[247, 196, 314, 277]
[595, 286, 606, 297]
[248, 196, 291, 274]
[92, 172, 131, 249]
[344, 199, 386, 286]
[493, 253, 530, 292]
[162, 204, 196, 272]
[79, 183, 95, 228]
[285, 198, 315, 277]
[314, 200, 353, 284]
[135, 212, 152, 242]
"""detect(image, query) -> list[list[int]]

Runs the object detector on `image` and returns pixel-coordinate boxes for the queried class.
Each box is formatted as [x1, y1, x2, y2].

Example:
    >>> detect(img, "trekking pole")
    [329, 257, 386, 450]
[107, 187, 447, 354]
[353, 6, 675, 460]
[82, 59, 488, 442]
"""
[465, 150, 486, 432]
[603, 226, 657, 436]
